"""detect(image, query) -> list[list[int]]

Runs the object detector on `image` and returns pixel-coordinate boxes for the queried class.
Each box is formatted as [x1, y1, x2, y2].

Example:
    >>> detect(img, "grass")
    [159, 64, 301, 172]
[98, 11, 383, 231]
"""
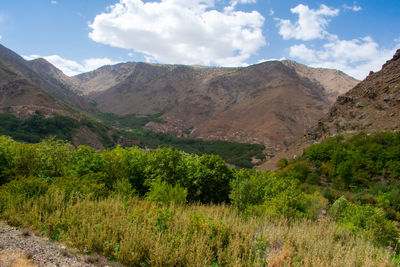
[0, 189, 395, 266]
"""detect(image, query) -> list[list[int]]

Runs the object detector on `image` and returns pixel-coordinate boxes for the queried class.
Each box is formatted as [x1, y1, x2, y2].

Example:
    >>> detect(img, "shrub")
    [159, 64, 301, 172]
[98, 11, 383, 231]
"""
[229, 169, 269, 212]
[0, 136, 15, 185]
[185, 154, 233, 203]
[264, 175, 307, 218]
[3, 176, 48, 198]
[70, 146, 108, 176]
[303, 191, 329, 219]
[277, 158, 288, 169]
[112, 177, 136, 199]
[330, 196, 399, 247]
[146, 179, 187, 205]
[283, 160, 310, 182]
[51, 175, 108, 201]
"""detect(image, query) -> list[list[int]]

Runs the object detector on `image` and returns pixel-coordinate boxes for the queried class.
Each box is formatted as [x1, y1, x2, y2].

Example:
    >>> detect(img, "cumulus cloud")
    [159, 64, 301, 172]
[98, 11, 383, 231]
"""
[50, 0, 57, 4]
[289, 36, 399, 79]
[23, 54, 120, 76]
[277, 4, 339, 41]
[88, 0, 266, 67]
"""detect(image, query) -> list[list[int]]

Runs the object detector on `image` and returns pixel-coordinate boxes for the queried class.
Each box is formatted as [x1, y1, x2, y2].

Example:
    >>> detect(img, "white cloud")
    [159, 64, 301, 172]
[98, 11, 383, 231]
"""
[88, 0, 266, 67]
[343, 4, 362, 12]
[289, 36, 399, 79]
[0, 35, 2, 40]
[277, 4, 339, 41]
[257, 57, 285, 63]
[50, 0, 57, 4]
[23, 54, 120, 76]
[269, 9, 274, 16]
[231, 0, 256, 5]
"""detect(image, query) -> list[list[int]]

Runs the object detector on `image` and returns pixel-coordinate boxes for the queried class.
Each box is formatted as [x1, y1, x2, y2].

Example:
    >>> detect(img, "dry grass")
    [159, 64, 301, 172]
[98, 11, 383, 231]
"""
[1, 189, 395, 266]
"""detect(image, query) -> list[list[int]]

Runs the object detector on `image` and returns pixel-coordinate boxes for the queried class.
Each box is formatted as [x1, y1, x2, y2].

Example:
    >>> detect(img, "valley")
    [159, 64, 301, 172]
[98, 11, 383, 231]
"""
[1, 43, 400, 266]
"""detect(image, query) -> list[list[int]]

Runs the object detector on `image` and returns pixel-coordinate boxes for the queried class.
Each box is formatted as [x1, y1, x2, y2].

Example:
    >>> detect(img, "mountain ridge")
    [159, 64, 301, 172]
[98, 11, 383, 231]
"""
[0, 43, 359, 156]
[78, 59, 357, 153]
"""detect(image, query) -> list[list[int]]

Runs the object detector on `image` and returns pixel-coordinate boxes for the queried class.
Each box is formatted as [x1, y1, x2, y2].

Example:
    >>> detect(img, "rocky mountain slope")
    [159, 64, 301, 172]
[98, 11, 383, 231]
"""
[260, 49, 400, 169]
[25, 58, 98, 113]
[281, 60, 359, 102]
[0, 44, 112, 148]
[307, 49, 400, 140]
[73, 61, 357, 153]
[0, 44, 74, 118]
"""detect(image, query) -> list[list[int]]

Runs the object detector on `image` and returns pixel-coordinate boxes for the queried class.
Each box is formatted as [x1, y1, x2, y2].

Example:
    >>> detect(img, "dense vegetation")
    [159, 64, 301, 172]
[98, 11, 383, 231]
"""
[0, 112, 114, 147]
[98, 112, 166, 129]
[99, 112, 265, 167]
[0, 112, 79, 143]
[0, 113, 264, 168]
[280, 132, 400, 224]
[0, 135, 398, 265]
[120, 130, 265, 168]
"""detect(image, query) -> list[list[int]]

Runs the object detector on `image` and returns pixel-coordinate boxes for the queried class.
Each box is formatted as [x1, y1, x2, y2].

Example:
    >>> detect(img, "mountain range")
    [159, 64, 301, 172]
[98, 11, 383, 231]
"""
[0, 43, 361, 157]
[19, 50, 358, 154]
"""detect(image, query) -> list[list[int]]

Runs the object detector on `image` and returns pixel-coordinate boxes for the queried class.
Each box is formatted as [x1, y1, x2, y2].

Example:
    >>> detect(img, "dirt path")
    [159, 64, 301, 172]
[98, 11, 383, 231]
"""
[0, 221, 121, 267]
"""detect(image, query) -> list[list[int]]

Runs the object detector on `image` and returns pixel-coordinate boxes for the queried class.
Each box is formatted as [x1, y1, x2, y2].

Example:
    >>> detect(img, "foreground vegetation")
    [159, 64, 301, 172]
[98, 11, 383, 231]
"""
[0, 133, 399, 265]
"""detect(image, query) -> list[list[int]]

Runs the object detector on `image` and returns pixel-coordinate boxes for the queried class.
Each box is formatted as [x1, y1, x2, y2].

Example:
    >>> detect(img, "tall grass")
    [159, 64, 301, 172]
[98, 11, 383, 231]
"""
[0, 188, 394, 266]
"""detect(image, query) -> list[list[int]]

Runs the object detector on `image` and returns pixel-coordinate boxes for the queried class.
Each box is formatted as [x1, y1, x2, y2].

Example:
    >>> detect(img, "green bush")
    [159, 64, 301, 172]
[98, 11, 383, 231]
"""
[330, 196, 398, 247]
[1, 177, 49, 199]
[263, 175, 307, 218]
[303, 191, 329, 219]
[185, 154, 233, 203]
[0, 136, 15, 185]
[277, 158, 288, 169]
[147, 179, 187, 205]
[229, 169, 269, 212]
[51, 175, 108, 201]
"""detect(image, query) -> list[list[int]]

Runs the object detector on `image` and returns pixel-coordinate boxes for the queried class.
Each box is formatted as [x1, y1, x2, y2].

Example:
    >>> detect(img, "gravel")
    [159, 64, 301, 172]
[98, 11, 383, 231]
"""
[0, 221, 122, 267]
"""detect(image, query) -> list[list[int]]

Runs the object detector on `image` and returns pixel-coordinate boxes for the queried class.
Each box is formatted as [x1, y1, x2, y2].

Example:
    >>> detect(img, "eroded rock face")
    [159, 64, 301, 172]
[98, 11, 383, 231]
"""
[307, 49, 400, 142]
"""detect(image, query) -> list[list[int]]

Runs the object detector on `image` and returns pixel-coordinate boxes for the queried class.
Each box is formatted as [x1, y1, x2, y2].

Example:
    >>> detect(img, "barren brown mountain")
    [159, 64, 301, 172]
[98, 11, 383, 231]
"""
[0, 44, 109, 148]
[1, 42, 359, 154]
[260, 48, 400, 169]
[26, 58, 98, 113]
[75, 61, 357, 153]
[281, 60, 359, 102]
[0, 44, 74, 118]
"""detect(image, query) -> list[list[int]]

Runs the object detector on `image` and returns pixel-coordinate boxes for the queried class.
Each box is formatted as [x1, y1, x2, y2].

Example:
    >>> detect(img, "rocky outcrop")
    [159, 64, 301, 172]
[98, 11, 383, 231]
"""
[306, 49, 400, 141]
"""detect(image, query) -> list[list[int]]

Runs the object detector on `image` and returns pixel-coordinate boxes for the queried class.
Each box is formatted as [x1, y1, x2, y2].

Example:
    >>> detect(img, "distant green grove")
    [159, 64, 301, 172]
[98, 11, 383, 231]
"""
[0, 112, 265, 168]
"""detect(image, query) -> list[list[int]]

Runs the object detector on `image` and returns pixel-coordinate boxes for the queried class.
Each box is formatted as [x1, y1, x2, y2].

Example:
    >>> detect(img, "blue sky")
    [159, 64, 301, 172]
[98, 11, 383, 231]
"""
[0, 0, 399, 79]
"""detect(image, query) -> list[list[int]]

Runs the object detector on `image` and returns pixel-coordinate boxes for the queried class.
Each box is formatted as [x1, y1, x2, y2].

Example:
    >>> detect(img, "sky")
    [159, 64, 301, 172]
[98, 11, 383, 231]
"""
[0, 0, 399, 79]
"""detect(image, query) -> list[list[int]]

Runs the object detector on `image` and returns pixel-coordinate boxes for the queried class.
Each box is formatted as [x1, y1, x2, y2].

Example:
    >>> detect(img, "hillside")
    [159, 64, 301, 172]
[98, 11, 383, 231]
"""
[69, 60, 358, 154]
[0, 44, 74, 118]
[0, 45, 116, 149]
[260, 48, 400, 170]
[307, 49, 400, 140]
[281, 60, 359, 102]
[25, 58, 98, 113]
